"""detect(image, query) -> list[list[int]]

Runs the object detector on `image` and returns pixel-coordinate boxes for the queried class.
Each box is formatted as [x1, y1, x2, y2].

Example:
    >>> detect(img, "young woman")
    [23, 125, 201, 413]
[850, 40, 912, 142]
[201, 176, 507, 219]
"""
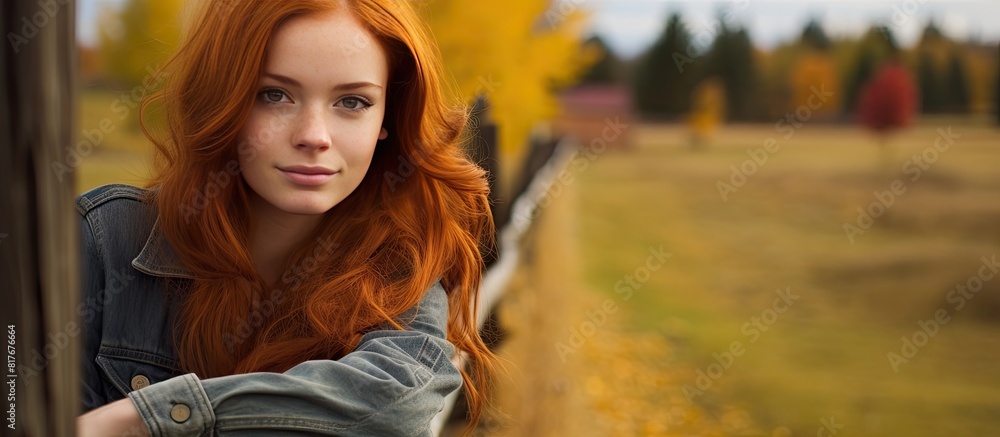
[75, 1, 495, 435]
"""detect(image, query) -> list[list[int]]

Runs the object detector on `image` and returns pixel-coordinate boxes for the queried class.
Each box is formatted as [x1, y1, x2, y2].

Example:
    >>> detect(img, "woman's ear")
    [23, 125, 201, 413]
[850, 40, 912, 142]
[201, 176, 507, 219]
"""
[378, 127, 388, 140]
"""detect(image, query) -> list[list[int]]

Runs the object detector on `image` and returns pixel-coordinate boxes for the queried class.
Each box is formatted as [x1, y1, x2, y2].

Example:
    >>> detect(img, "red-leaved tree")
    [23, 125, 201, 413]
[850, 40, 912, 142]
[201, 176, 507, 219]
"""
[857, 61, 918, 166]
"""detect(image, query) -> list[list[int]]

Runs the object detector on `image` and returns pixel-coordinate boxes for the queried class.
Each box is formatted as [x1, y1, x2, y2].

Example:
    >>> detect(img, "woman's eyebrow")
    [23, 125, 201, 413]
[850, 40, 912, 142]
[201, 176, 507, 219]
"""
[332, 81, 383, 91]
[262, 72, 382, 91]
[263, 72, 301, 87]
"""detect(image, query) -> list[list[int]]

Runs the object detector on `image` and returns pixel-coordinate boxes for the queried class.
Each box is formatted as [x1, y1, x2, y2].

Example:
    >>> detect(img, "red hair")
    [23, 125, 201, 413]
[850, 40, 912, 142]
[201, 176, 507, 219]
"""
[140, 0, 495, 429]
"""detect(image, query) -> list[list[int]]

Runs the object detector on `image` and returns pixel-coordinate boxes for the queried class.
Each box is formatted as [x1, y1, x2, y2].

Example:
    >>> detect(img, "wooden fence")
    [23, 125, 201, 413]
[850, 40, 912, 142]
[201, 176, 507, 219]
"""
[433, 108, 576, 434]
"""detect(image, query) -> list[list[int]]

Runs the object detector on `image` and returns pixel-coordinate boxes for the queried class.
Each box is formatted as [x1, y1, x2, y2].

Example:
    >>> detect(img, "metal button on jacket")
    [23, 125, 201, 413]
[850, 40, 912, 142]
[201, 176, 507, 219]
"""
[170, 404, 191, 423]
[130, 375, 150, 391]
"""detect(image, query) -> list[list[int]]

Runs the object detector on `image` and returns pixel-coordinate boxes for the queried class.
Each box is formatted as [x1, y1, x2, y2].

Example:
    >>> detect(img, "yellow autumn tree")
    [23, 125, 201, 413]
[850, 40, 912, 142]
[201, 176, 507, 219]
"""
[420, 1, 594, 156]
[964, 47, 998, 113]
[789, 52, 841, 118]
[97, 0, 184, 85]
[688, 78, 725, 150]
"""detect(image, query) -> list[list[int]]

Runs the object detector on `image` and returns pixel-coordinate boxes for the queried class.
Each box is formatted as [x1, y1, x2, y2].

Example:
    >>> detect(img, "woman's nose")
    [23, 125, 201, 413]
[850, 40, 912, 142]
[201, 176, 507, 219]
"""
[292, 106, 332, 151]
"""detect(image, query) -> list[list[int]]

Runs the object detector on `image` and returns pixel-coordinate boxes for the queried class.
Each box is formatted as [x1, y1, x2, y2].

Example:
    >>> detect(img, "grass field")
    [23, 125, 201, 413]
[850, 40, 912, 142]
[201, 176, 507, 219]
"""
[562, 118, 1000, 436]
[74, 87, 157, 193]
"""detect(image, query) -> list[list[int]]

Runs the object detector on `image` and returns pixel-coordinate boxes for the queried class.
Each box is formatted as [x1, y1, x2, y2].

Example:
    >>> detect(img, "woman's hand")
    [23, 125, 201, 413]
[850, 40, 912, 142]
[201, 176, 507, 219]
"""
[77, 397, 151, 437]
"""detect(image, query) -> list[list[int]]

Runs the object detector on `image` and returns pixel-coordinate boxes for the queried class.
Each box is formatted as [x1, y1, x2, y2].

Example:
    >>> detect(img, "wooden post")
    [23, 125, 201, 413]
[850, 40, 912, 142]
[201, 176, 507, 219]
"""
[1, 1, 79, 435]
[467, 96, 501, 267]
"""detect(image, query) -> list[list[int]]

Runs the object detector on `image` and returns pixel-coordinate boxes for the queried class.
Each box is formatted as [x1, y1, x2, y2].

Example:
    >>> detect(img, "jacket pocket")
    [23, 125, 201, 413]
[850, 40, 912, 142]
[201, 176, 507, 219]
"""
[96, 346, 182, 398]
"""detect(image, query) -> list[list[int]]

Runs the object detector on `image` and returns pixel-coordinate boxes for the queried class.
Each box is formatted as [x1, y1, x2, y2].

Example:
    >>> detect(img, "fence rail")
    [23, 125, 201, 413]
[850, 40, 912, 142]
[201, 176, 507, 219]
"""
[432, 137, 578, 435]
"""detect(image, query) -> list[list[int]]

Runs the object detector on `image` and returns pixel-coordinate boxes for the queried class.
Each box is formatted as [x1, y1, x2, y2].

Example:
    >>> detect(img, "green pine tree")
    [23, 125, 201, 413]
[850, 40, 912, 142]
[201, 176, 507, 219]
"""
[633, 13, 695, 117]
[945, 52, 970, 113]
[919, 20, 946, 46]
[578, 35, 620, 85]
[844, 25, 899, 114]
[800, 18, 831, 51]
[706, 24, 758, 121]
[917, 53, 946, 113]
[996, 42, 1000, 125]
[845, 49, 875, 114]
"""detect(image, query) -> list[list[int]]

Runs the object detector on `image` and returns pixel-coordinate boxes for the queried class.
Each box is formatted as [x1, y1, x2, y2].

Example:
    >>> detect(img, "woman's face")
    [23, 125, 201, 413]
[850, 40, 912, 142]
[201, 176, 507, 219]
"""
[238, 8, 389, 217]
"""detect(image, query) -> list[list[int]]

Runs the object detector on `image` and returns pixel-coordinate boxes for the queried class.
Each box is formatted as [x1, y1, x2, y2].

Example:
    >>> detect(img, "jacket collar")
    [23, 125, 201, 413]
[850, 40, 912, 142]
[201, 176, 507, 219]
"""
[132, 218, 196, 279]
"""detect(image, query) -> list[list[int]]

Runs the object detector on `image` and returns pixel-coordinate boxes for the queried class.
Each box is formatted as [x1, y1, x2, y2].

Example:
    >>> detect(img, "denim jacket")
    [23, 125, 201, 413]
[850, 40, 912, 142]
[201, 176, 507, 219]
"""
[77, 183, 462, 436]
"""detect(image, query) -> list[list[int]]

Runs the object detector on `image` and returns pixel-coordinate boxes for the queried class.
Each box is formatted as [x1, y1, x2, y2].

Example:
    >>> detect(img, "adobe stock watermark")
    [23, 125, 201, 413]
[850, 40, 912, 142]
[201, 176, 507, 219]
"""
[887, 254, 997, 372]
[881, 0, 928, 40]
[51, 64, 165, 182]
[382, 139, 435, 192]
[772, 416, 845, 437]
[672, 0, 750, 73]
[843, 127, 960, 244]
[716, 84, 834, 201]
[382, 75, 498, 193]
[341, 25, 378, 57]
[554, 245, 672, 363]
[683, 287, 799, 402]
[179, 139, 258, 224]
[511, 116, 628, 229]
[179, 109, 319, 223]
[477, 74, 501, 96]
[6, 0, 70, 54]
[6, 325, 16, 430]
[545, 0, 584, 26]
[18, 266, 136, 385]
[223, 235, 339, 351]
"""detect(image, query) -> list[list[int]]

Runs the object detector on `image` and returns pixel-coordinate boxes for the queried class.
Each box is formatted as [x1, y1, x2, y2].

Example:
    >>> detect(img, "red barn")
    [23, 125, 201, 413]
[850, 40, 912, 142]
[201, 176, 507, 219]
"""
[553, 85, 634, 151]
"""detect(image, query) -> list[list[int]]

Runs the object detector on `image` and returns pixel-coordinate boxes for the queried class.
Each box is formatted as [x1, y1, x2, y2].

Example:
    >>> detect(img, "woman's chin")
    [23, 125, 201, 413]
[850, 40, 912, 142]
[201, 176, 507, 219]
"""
[266, 195, 339, 216]
[280, 202, 336, 216]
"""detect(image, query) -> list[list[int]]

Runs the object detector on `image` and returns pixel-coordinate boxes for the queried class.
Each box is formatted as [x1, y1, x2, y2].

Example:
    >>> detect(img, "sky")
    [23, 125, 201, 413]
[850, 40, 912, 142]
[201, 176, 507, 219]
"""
[585, 0, 1000, 58]
[78, 0, 1000, 58]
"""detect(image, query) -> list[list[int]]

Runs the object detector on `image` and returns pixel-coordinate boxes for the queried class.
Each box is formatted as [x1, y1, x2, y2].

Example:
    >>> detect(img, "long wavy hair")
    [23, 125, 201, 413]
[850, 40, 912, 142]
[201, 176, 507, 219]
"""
[139, 0, 496, 428]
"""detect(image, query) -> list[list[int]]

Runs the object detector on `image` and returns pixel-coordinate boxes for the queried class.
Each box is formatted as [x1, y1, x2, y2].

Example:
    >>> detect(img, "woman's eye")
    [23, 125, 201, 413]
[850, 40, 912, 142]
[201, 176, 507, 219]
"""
[339, 96, 372, 111]
[260, 89, 289, 104]
[342, 98, 360, 109]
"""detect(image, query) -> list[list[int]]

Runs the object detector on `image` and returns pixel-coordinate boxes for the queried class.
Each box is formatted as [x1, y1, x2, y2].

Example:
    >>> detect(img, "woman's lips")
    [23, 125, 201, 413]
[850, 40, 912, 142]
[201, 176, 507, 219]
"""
[279, 166, 338, 186]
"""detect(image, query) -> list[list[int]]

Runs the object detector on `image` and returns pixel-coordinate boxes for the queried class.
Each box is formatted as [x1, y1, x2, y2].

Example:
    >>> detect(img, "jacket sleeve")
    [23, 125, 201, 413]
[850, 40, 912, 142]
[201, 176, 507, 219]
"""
[126, 281, 462, 436]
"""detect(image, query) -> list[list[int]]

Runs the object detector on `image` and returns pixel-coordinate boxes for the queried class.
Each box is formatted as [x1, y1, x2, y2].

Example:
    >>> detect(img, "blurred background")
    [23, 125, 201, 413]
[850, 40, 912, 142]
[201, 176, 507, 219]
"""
[73, 0, 999, 436]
